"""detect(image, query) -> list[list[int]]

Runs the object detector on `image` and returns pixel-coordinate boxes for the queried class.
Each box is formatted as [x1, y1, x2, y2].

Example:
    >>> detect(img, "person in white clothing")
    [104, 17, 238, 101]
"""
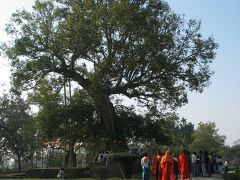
[57, 167, 64, 179]
[224, 160, 228, 174]
[191, 152, 197, 176]
[141, 152, 150, 180]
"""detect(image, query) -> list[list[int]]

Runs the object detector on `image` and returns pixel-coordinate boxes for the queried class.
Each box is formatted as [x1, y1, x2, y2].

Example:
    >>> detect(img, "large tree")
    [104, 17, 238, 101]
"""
[2, 0, 218, 152]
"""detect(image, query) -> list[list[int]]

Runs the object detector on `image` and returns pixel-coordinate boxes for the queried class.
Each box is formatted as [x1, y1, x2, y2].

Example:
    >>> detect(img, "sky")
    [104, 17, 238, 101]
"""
[0, 1, 239, 146]
[166, 0, 240, 146]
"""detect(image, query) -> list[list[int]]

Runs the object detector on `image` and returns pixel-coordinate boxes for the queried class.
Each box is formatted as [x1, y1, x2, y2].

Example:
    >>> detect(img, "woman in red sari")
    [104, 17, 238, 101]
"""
[152, 150, 162, 180]
[160, 150, 175, 180]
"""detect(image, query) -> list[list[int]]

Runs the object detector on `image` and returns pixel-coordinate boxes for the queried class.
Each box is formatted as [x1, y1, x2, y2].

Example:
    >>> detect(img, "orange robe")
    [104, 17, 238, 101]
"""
[152, 155, 162, 180]
[178, 153, 191, 180]
[160, 151, 174, 180]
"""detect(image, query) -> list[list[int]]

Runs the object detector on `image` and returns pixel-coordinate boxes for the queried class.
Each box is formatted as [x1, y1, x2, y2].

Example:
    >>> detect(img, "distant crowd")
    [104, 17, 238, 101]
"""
[187, 150, 227, 177]
[141, 149, 228, 180]
[94, 149, 229, 180]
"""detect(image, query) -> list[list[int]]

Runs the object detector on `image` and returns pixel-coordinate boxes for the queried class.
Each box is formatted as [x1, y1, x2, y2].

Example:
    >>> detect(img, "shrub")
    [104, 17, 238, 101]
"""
[93, 166, 108, 180]
[111, 152, 140, 178]
[223, 166, 240, 180]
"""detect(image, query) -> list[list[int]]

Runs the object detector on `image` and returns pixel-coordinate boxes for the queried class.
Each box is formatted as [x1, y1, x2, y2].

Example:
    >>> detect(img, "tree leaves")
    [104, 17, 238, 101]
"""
[0, 94, 34, 170]
[1, 0, 218, 111]
[190, 121, 226, 152]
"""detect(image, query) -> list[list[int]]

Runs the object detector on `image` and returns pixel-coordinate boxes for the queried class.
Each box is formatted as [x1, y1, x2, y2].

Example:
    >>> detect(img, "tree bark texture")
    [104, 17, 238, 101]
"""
[64, 70, 128, 152]
[17, 153, 21, 172]
[64, 143, 77, 168]
[95, 97, 128, 152]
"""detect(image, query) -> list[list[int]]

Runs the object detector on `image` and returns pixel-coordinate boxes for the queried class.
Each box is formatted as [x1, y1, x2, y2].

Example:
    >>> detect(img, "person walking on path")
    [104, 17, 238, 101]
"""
[191, 152, 197, 177]
[152, 149, 162, 180]
[172, 154, 179, 180]
[141, 152, 150, 180]
[160, 150, 175, 180]
[178, 150, 191, 180]
[204, 150, 211, 177]
[224, 160, 228, 174]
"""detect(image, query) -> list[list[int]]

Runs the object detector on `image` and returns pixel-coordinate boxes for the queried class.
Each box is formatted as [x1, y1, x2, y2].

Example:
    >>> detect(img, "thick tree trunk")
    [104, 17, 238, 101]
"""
[68, 143, 76, 167]
[64, 71, 128, 152]
[64, 143, 77, 168]
[95, 97, 128, 152]
[64, 151, 69, 168]
[17, 153, 21, 172]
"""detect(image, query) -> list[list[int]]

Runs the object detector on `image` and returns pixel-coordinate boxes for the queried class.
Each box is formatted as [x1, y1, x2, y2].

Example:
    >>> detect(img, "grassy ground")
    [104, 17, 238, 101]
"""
[0, 173, 226, 180]
[0, 179, 140, 180]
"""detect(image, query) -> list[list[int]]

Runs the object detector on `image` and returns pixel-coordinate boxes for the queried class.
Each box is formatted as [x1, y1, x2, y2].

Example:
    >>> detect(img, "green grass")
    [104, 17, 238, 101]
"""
[0, 178, 141, 180]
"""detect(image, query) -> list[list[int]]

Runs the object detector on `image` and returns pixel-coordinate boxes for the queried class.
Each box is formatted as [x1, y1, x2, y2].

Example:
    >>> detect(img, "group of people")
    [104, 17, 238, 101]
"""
[95, 151, 111, 166]
[141, 149, 190, 180]
[190, 151, 228, 176]
[141, 149, 228, 180]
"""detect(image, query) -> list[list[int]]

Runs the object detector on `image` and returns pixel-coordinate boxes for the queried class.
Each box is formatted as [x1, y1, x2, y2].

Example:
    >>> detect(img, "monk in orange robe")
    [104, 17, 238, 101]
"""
[178, 150, 191, 180]
[152, 150, 162, 180]
[160, 150, 175, 180]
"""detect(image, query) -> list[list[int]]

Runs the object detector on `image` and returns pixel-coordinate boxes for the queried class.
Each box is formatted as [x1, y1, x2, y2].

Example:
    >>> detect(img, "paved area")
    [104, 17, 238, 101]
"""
[191, 174, 223, 180]
[149, 174, 223, 180]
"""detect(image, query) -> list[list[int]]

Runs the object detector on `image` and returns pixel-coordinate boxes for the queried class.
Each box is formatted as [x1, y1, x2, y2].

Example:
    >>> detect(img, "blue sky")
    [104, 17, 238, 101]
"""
[0, 1, 239, 146]
[166, 0, 240, 145]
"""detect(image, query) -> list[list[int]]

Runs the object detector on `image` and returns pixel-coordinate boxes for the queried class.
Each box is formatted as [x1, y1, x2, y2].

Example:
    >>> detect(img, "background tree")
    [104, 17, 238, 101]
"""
[160, 113, 194, 152]
[176, 117, 194, 148]
[0, 94, 33, 171]
[29, 80, 99, 167]
[2, 0, 218, 152]
[116, 105, 170, 146]
[189, 121, 226, 153]
[224, 140, 240, 162]
[19, 119, 40, 169]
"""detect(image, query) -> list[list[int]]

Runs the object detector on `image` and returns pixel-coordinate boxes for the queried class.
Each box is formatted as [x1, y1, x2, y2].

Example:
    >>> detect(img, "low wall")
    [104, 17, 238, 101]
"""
[26, 167, 91, 178]
[26, 159, 142, 178]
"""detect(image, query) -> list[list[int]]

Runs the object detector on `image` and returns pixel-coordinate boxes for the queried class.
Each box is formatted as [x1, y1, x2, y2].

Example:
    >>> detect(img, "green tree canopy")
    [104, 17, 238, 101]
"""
[2, 0, 218, 151]
[0, 94, 33, 171]
[29, 80, 100, 167]
[116, 105, 170, 145]
[190, 121, 226, 153]
[29, 80, 98, 142]
[227, 143, 240, 161]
